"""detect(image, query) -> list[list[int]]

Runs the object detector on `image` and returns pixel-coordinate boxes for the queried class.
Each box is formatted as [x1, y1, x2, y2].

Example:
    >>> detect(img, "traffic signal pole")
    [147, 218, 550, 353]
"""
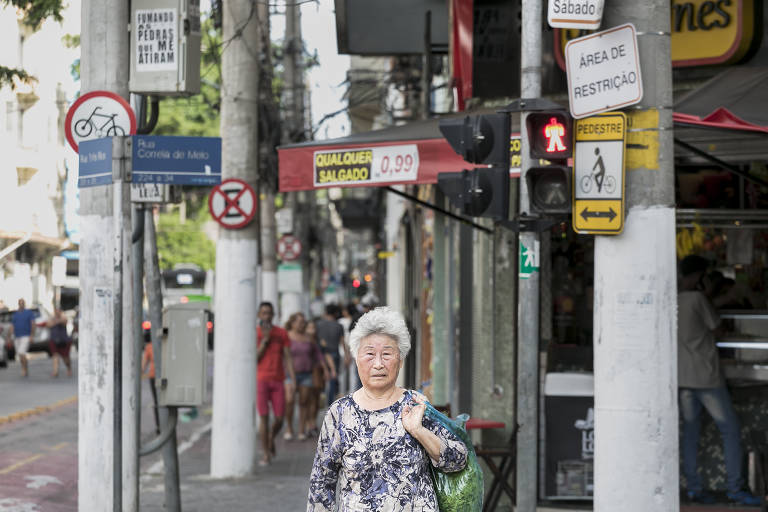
[593, 2, 678, 510]
[517, 0, 543, 510]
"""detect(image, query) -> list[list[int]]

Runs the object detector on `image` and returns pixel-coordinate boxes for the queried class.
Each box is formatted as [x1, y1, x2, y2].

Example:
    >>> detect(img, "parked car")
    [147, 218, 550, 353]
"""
[0, 307, 54, 359]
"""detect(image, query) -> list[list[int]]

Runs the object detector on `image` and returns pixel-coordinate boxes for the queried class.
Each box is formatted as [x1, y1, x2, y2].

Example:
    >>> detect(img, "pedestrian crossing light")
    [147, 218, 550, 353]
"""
[526, 111, 572, 160]
[526, 165, 571, 214]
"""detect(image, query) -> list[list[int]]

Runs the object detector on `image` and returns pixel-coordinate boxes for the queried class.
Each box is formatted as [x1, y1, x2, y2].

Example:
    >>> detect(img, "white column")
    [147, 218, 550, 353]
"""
[594, 207, 678, 510]
[210, 238, 258, 476]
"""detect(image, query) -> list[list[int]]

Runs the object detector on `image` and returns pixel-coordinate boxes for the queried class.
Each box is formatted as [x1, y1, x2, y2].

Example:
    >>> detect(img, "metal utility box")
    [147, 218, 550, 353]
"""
[129, 0, 201, 96]
[158, 303, 209, 407]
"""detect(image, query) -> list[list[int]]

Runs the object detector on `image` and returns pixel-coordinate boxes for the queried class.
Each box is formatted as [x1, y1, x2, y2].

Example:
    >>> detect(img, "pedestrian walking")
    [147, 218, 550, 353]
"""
[307, 318, 334, 436]
[307, 306, 467, 510]
[10, 299, 36, 377]
[283, 312, 331, 441]
[142, 338, 160, 434]
[677, 255, 761, 506]
[47, 307, 72, 377]
[316, 304, 348, 406]
[256, 301, 295, 466]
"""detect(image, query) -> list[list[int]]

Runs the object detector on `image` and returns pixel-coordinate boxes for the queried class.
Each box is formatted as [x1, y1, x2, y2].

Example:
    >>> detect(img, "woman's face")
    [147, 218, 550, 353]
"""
[293, 314, 306, 333]
[356, 334, 402, 392]
[305, 321, 316, 337]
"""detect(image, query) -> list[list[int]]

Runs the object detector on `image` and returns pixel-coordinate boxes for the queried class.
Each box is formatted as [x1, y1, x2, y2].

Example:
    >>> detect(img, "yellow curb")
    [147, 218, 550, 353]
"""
[0, 395, 77, 425]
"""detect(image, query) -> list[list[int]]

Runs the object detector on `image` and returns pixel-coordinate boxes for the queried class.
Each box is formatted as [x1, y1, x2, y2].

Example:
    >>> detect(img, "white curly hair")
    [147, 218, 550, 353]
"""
[348, 306, 411, 361]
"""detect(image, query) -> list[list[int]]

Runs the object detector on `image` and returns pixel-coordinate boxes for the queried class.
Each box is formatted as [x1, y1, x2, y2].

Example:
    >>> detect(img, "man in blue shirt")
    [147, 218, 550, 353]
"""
[10, 299, 36, 377]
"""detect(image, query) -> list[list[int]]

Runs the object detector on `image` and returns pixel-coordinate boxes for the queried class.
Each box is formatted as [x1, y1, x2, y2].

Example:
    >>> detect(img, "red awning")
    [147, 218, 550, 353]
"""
[278, 112, 522, 192]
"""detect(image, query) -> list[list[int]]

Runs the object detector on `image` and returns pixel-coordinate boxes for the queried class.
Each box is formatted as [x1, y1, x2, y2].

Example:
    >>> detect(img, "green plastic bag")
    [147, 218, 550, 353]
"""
[424, 402, 484, 512]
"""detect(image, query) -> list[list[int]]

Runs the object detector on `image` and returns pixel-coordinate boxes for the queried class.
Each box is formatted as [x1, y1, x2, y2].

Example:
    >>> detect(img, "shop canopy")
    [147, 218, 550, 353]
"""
[278, 68, 768, 192]
[278, 110, 521, 193]
[673, 67, 768, 165]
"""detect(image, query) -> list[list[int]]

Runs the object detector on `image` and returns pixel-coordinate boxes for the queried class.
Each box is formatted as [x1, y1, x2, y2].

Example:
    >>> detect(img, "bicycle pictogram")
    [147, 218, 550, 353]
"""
[74, 106, 126, 138]
[579, 147, 615, 195]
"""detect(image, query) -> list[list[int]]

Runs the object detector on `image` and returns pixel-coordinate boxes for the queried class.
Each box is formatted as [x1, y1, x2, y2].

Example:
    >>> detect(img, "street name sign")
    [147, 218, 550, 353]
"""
[78, 137, 113, 187]
[65, 91, 137, 153]
[565, 23, 643, 119]
[132, 135, 222, 185]
[547, 0, 604, 30]
[208, 178, 257, 229]
[131, 183, 180, 203]
[572, 112, 627, 234]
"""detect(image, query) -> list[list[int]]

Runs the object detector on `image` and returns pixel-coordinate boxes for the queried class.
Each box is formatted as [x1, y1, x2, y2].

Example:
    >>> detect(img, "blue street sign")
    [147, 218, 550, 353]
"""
[132, 135, 222, 185]
[78, 137, 113, 187]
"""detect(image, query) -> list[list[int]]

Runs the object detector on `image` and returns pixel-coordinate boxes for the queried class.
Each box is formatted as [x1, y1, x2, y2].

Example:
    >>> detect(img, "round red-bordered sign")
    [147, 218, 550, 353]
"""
[208, 178, 257, 229]
[277, 234, 303, 261]
[65, 90, 137, 152]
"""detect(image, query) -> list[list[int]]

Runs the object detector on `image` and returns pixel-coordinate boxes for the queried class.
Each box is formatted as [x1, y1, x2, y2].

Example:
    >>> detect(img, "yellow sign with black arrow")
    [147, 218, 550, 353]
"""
[572, 112, 626, 234]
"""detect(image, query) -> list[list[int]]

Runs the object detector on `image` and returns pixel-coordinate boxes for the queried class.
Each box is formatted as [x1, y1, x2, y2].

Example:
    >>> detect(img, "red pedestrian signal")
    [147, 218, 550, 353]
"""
[527, 111, 572, 160]
[352, 279, 361, 288]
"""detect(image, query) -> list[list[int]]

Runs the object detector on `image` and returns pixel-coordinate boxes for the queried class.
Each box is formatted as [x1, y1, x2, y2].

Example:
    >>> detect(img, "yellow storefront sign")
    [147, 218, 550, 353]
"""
[556, 0, 758, 67]
[573, 113, 626, 235]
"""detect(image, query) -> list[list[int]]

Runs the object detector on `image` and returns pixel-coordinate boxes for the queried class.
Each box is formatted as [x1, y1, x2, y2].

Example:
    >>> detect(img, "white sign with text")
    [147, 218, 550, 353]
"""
[565, 23, 643, 119]
[547, 0, 604, 29]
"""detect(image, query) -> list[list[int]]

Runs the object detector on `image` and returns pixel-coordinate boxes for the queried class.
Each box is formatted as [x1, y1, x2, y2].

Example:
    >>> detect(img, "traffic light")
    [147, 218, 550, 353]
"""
[439, 113, 511, 165]
[438, 113, 511, 220]
[437, 167, 509, 220]
[526, 165, 571, 214]
[524, 110, 573, 214]
[526, 112, 572, 160]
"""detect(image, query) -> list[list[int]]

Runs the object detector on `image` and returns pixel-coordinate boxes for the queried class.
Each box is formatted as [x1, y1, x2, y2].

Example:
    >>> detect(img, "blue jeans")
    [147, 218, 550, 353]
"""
[679, 386, 743, 493]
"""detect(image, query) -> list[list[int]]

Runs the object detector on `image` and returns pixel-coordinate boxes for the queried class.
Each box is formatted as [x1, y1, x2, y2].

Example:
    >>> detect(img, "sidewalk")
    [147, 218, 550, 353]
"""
[138, 406, 318, 512]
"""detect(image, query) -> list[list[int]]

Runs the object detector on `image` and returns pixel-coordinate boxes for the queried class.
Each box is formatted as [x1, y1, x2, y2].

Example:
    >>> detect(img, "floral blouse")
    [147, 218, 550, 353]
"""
[307, 390, 468, 511]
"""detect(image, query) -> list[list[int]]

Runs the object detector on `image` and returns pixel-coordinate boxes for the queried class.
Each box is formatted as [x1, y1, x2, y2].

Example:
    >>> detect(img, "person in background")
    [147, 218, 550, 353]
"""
[677, 255, 761, 506]
[339, 303, 362, 391]
[10, 299, 36, 377]
[316, 304, 349, 406]
[256, 301, 295, 466]
[283, 312, 331, 441]
[307, 318, 334, 436]
[141, 338, 160, 434]
[47, 307, 72, 378]
[307, 306, 467, 510]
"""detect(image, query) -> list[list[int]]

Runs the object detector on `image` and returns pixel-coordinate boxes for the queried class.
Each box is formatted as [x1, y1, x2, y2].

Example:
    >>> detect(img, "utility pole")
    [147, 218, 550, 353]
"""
[517, 0, 543, 510]
[278, 0, 305, 321]
[78, 0, 133, 510]
[593, 1, 677, 510]
[210, 0, 261, 477]
[259, 1, 278, 313]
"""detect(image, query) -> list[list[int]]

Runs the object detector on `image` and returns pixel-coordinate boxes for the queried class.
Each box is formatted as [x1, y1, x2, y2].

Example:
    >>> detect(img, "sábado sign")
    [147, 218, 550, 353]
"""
[548, 0, 604, 30]
[565, 23, 643, 119]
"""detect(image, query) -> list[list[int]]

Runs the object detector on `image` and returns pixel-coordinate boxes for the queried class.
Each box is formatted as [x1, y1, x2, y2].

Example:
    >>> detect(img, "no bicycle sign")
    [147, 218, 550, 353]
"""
[565, 23, 643, 119]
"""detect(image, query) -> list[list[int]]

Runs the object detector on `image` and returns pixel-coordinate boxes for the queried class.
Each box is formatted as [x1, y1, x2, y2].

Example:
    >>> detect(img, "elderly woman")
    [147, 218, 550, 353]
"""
[307, 306, 467, 511]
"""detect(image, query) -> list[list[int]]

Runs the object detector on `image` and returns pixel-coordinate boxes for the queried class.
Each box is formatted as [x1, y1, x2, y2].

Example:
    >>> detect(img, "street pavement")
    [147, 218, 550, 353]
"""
[0, 353, 318, 511]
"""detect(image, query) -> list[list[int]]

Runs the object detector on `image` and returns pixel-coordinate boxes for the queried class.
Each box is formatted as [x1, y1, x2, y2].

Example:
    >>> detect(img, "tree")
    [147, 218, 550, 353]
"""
[155, 202, 216, 270]
[0, 0, 65, 89]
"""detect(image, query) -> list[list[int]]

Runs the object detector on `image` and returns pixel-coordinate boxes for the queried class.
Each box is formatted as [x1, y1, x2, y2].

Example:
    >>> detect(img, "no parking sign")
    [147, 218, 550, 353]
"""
[208, 178, 257, 229]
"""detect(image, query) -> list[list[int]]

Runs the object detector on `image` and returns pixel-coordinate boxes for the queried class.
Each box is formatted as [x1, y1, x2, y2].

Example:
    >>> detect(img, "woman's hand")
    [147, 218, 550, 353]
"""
[401, 395, 427, 437]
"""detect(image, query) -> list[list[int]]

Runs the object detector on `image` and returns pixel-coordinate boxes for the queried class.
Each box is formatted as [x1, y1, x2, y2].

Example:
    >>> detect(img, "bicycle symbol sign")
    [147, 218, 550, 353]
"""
[65, 90, 137, 152]
[573, 112, 626, 235]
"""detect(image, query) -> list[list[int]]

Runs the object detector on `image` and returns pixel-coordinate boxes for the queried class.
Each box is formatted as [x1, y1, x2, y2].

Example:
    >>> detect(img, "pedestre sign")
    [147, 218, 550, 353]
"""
[572, 112, 627, 235]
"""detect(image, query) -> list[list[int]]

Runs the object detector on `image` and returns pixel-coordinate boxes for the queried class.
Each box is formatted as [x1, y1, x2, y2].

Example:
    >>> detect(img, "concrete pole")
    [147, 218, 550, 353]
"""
[258, 1, 278, 314]
[517, 0, 543, 510]
[210, 0, 261, 477]
[593, 2, 677, 510]
[78, 0, 131, 510]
